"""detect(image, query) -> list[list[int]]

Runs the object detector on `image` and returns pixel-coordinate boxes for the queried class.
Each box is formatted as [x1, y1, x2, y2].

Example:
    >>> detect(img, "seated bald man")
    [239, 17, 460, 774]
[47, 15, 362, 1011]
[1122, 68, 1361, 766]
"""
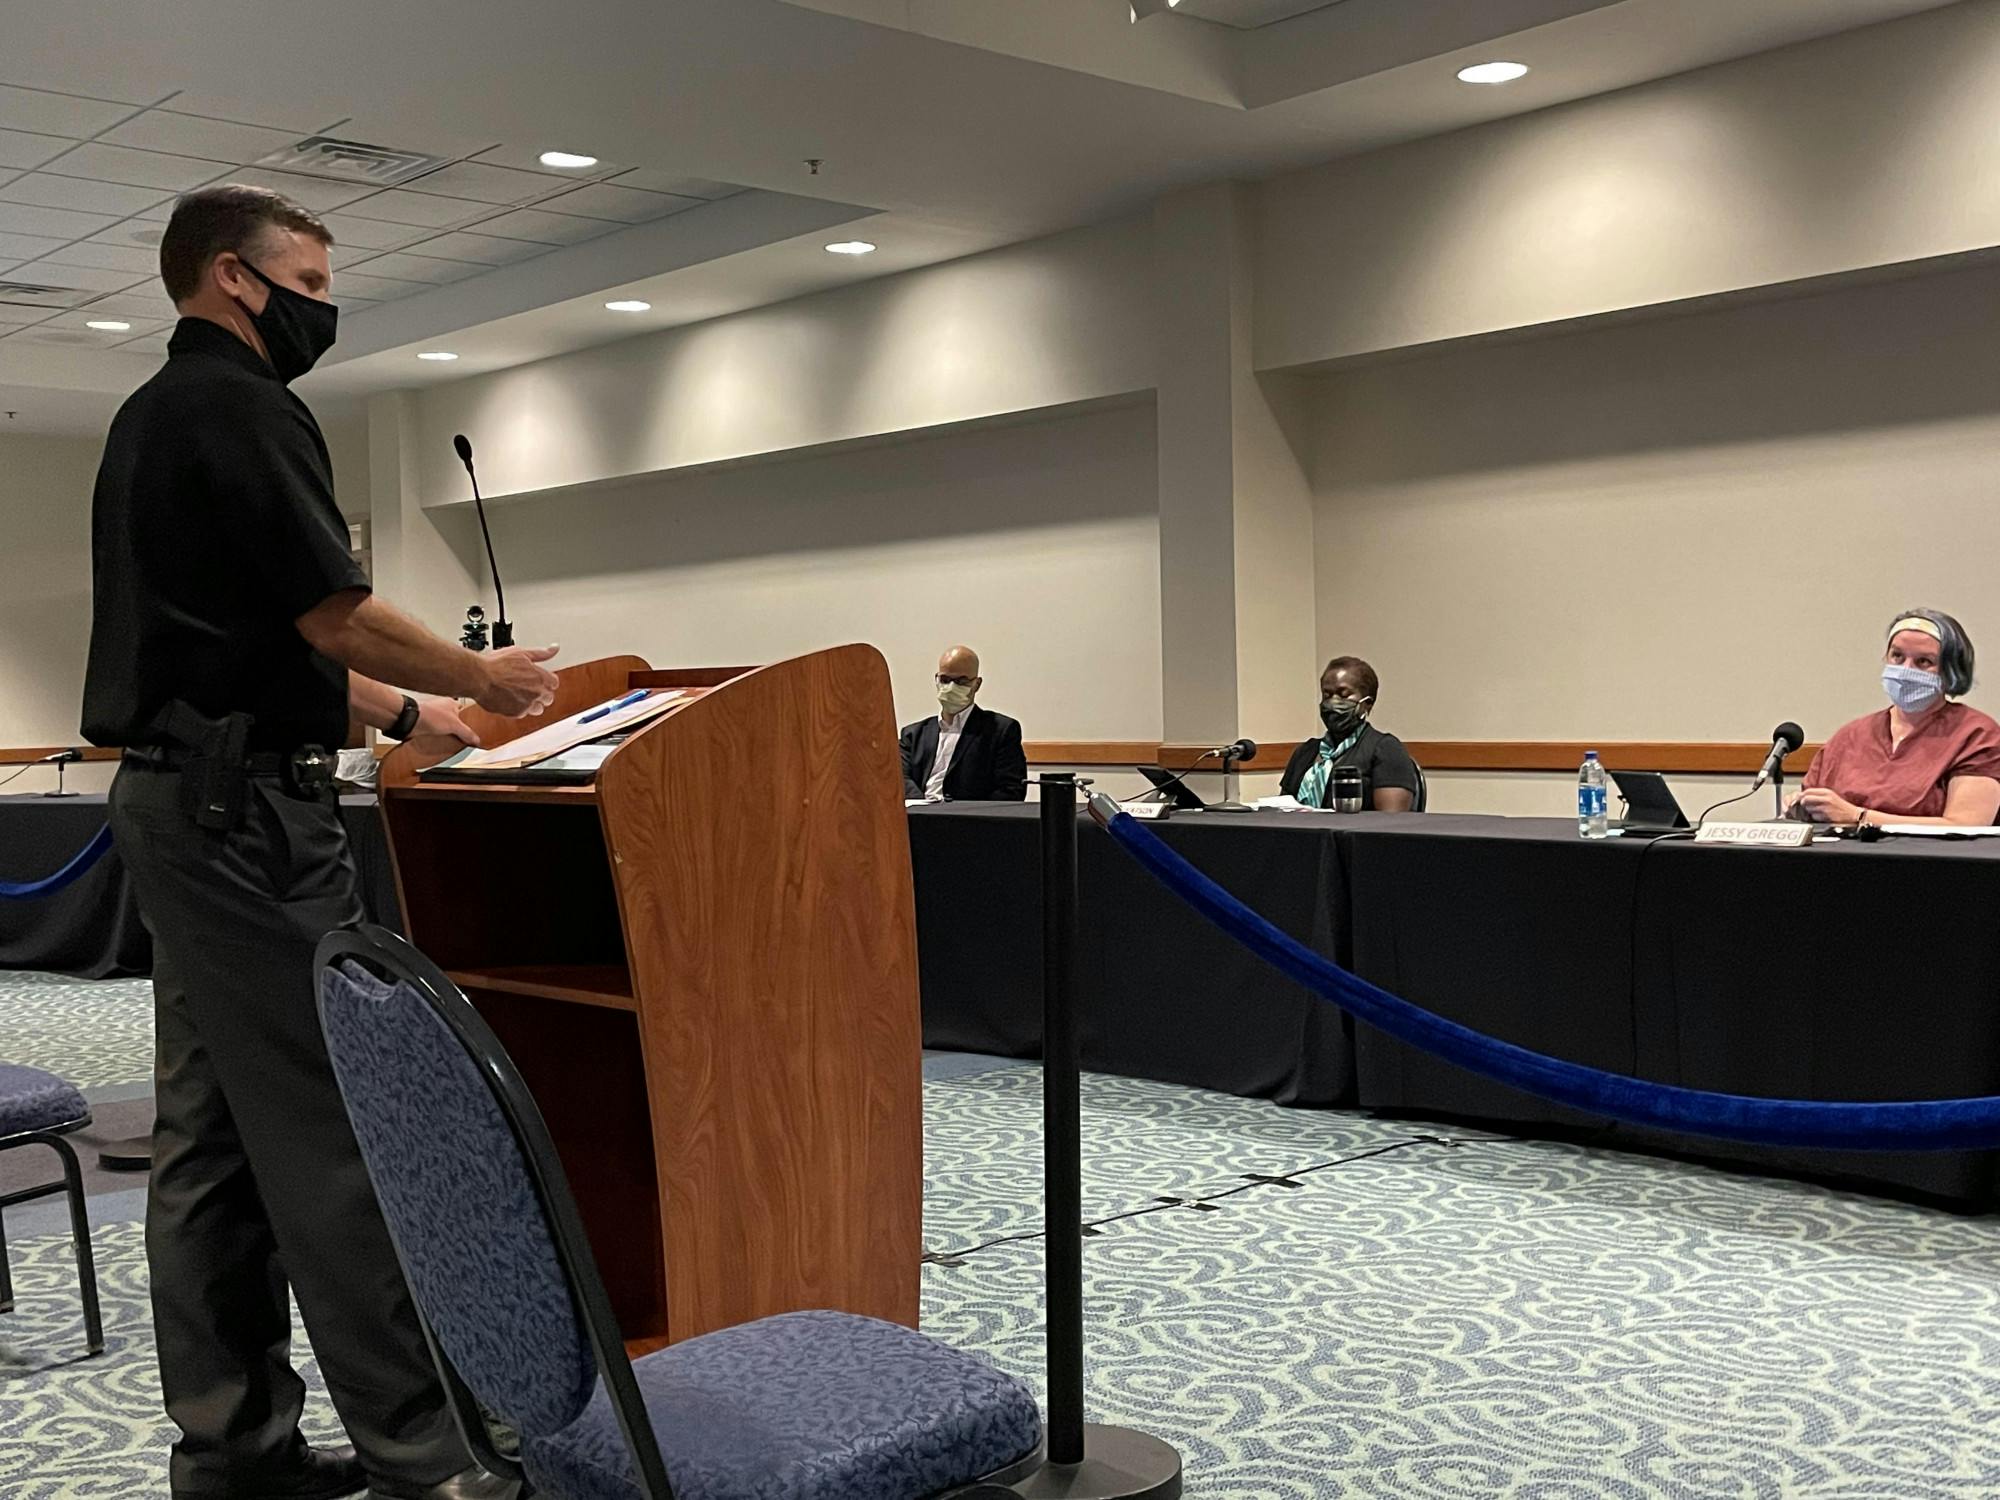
[900, 646, 1027, 801]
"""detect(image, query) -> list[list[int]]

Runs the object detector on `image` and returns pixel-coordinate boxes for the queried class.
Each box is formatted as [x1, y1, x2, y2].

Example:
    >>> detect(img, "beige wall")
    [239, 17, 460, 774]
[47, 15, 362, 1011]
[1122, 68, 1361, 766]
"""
[462, 401, 1163, 740]
[1310, 256, 2000, 813]
[0, 434, 106, 787]
[1256, 0, 2000, 368]
[408, 216, 1155, 508]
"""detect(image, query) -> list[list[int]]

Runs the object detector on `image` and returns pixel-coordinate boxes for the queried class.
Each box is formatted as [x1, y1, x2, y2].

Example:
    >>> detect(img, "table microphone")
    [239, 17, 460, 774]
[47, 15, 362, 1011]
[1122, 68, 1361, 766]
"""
[1140, 739, 1258, 806]
[453, 433, 513, 649]
[1751, 721, 1805, 790]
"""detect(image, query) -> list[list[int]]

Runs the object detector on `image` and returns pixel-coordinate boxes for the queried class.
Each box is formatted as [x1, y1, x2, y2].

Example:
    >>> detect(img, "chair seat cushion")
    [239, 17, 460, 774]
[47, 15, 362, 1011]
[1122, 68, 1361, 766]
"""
[525, 1309, 1041, 1500]
[0, 1063, 88, 1139]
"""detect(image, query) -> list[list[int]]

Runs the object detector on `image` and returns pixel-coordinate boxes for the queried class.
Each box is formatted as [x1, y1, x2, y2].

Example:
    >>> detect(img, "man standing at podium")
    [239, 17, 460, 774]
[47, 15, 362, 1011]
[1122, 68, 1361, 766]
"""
[82, 184, 558, 1500]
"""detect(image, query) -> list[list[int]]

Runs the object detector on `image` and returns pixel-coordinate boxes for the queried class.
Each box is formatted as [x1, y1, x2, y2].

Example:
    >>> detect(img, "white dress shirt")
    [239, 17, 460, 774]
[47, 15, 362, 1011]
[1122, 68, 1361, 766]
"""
[925, 707, 970, 800]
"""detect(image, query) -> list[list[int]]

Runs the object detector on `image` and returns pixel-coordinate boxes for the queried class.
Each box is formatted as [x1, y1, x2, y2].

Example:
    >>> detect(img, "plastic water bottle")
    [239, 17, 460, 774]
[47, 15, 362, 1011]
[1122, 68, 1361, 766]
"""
[1577, 751, 1609, 839]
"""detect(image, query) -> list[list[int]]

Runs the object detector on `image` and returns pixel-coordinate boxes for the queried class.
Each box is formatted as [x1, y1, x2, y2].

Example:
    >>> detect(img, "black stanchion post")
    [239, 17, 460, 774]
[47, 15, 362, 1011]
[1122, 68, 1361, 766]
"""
[1007, 773, 1182, 1500]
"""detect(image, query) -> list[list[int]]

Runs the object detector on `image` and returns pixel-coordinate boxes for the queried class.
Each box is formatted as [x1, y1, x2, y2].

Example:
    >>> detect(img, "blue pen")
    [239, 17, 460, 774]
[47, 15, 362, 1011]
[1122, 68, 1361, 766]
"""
[580, 689, 649, 724]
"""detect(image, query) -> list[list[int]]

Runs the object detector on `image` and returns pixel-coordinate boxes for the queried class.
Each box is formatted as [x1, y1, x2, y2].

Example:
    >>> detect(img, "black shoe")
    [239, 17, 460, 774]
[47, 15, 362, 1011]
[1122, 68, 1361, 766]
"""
[366, 1466, 520, 1500]
[171, 1444, 367, 1500]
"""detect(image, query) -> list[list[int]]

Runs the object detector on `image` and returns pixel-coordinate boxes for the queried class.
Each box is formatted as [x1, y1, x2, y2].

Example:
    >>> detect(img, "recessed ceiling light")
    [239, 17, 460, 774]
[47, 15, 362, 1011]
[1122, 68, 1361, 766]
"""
[539, 150, 599, 169]
[1457, 60, 1529, 85]
[604, 299, 652, 313]
[416, 350, 459, 362]
[825, 240, 876, 256]
[85, 320, 131, 332]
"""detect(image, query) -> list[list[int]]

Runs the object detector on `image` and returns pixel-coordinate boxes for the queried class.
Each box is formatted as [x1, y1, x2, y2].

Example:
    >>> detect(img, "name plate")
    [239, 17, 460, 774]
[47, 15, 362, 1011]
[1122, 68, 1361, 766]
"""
[1695, 822, 1815, 847]
[1119, 800, 1172, 820]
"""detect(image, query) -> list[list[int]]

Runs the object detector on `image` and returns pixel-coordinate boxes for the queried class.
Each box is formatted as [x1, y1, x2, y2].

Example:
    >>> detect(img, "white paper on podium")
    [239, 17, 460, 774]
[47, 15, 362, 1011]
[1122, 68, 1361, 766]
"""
[435, 689, 684, 773]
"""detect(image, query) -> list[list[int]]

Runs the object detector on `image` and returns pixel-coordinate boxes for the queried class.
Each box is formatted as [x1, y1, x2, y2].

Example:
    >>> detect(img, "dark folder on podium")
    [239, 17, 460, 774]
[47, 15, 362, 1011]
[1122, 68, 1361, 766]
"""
[376, 648, 922, 1351]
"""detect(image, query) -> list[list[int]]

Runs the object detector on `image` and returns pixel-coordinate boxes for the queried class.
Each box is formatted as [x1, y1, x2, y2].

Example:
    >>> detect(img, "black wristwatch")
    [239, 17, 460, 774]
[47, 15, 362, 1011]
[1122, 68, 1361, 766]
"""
[387, 694, 421, 741]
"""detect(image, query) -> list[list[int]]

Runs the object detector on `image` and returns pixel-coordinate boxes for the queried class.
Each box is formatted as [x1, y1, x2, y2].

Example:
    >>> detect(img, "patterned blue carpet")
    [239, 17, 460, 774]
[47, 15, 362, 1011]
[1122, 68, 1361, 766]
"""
[6, 974, 2000, 1496]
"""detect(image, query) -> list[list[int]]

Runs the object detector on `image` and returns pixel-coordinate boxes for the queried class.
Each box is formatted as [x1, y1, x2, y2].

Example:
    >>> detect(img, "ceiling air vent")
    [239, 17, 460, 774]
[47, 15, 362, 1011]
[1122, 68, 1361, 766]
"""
[254, 135, 451, 187]
[0, 282, 91, 309]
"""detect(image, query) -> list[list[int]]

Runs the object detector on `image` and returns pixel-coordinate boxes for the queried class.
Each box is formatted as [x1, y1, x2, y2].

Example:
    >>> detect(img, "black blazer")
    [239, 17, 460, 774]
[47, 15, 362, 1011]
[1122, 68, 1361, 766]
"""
[900, 706, 1027, 801]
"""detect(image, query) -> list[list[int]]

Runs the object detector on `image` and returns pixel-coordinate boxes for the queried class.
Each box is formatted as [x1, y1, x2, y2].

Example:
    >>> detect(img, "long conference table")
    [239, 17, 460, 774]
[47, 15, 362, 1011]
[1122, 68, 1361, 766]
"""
[6, 793, 1998, 1209]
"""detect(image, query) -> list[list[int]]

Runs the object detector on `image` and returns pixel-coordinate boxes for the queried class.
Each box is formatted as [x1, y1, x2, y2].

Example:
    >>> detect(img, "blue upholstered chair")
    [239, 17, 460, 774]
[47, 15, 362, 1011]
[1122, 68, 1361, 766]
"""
[0, 1062, 105, 1356]
[313, 925, 1043, 1500]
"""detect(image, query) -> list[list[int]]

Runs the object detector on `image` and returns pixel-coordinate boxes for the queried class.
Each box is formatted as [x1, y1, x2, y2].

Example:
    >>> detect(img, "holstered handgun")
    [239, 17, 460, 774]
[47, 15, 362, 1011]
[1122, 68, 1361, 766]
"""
[149, 701, 255, 831]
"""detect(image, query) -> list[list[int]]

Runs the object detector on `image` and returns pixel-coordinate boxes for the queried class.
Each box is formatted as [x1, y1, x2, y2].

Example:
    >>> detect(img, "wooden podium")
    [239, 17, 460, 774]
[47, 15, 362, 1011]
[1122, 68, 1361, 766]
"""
[377, 646, 921, 1349]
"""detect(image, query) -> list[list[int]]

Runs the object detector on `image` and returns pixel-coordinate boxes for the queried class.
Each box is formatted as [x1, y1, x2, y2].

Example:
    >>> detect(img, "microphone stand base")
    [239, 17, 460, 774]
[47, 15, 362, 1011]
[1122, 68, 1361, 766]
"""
[39, 791, 79, 798]
[1206, 800, 1254, 814]
[995, 1425, 1183, 1499]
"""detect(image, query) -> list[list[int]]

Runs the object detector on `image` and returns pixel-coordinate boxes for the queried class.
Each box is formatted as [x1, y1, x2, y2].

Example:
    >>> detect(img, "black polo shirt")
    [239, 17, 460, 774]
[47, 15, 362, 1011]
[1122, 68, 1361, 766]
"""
[82, 317, 367, 753]
[1279, 723, 1421, 808]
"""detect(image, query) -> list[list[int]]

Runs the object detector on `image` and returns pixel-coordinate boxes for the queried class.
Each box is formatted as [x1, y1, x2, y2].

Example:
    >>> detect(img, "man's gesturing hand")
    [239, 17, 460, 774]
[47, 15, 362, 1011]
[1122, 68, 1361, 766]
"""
[475, 644, 561, 717]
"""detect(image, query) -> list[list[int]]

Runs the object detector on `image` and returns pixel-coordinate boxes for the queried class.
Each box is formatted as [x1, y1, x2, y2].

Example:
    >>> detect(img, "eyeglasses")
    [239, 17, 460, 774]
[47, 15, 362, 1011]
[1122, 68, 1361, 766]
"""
[937, 674, 976, 687]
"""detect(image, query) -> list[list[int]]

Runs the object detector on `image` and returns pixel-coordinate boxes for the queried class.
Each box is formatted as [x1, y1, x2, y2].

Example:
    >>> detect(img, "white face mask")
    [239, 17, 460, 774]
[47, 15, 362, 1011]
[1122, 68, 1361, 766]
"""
[1883, 664, 1944, 715]
[938, 681, 975, 715]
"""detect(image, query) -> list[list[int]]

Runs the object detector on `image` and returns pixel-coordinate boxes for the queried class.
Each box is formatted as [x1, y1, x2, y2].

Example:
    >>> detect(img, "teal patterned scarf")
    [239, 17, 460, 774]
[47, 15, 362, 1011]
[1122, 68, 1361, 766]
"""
[1297, 725, 1365, 809]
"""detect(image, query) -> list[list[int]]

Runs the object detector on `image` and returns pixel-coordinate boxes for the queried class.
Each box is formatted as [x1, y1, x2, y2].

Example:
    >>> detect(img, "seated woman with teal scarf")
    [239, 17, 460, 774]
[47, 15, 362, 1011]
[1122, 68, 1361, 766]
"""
[1278, 655, 1422, 812]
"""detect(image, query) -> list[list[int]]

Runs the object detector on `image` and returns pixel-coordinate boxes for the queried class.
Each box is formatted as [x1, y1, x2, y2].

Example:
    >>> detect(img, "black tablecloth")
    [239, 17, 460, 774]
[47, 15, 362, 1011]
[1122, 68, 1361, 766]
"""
[1341, 816, 2000, 1206]
[908, 803, 1353, 1103]
[0, 790, 401, 978]
[0, 794, 150, 978]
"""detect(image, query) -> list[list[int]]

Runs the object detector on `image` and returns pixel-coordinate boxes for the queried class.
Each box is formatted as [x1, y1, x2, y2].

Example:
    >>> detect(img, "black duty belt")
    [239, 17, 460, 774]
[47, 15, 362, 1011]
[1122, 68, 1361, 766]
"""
[124, 743, 336, 800]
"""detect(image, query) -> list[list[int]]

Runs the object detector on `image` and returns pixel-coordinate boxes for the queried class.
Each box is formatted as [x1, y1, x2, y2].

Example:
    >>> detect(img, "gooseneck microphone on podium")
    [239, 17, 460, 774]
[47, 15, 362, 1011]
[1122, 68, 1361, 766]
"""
[1139, 739, 1257, 813]
[453, 434, 513, 649]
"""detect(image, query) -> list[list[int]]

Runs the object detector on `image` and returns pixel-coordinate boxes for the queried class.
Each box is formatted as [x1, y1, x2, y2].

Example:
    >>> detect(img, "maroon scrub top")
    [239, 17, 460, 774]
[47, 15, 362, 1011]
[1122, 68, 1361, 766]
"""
[1803, 701, 2000, 817]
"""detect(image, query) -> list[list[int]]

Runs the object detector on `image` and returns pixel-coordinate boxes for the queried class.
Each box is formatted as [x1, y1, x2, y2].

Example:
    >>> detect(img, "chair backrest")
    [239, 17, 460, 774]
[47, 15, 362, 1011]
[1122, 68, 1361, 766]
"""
[314, 926, 674, 1497]
[1412, 761, 1428, 813]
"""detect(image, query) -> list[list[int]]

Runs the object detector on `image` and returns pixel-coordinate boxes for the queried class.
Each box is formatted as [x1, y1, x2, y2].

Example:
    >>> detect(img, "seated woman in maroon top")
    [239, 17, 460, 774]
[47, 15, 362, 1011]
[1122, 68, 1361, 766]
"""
[1794, 608, 2000, 828]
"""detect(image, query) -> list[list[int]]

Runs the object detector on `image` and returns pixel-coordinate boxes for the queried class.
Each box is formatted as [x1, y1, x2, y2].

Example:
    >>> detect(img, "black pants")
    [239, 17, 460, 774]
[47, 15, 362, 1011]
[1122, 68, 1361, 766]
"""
[110, 764, 468, 1496]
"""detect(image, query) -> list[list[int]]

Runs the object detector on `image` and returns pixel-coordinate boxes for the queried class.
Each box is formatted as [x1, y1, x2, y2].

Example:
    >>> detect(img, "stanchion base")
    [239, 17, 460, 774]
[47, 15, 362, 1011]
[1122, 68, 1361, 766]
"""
[98, 1135, 152, 1172]
[1000, 1425, 1183, 1499]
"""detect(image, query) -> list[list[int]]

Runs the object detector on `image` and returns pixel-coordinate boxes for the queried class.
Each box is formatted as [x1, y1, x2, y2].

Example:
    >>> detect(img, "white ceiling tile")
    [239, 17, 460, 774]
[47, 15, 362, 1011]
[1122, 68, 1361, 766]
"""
[328, 244, 379, 269]
[319, 213, 429, 251]
[353, 251, 477, 285]
[0, 129, 73, 171]
[17, 260, 152, 293]
[470, 144, 623, 178]
[403, 161, 550, 205]
[39, 240, 156, 273]
[411, 230, 548, 266]
[0, 201, 118, 239]
[48, 142, 224, 191]
[0, 85, 135, 139]
[146, 91, 325, 132]
[135, 201, 175, 223]
[338, 188, 484, 228]
[473, 207, 617, 245]
[88, 221, 169, 251]
[101, 110, 299, 165]
[327, 269, 425, 302]
[78, 290, 179, 319]
[543, 182, 697, 224]
[610, 170, 744, 201]
[0, 230, 69, 261]
[223, 168, 373, 212]
[0, 302, 53, 325]
[0, 172, 168, 216]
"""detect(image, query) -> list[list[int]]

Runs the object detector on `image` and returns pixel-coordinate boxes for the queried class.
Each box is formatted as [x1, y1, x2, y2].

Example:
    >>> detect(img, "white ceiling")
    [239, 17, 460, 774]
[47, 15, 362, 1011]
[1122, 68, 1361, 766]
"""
[0, 0, 1968, 434]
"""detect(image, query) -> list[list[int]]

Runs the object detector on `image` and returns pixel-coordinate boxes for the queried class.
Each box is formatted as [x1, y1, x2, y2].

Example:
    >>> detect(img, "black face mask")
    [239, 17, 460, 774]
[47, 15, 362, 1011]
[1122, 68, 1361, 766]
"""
[1320, 698, 1368, 738]
[240, 261, 337, 383]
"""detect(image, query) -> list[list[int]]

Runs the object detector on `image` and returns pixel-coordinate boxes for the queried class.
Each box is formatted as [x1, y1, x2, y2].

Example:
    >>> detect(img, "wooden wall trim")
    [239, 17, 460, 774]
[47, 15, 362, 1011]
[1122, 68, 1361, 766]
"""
[1023, 739, 1817, 775]
[0, 745, 121, 767]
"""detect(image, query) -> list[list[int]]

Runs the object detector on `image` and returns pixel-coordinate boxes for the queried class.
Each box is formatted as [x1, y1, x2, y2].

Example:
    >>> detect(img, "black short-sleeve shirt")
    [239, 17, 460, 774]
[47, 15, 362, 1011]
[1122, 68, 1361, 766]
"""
[82, 318, 368, 752]
[1279, 723, 1421, 809]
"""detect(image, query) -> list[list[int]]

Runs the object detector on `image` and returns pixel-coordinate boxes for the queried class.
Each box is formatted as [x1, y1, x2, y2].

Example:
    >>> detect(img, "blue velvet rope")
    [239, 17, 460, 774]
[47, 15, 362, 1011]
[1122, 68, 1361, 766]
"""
[1100, 808, 2000, 1152]
[0, 823, 115, 900]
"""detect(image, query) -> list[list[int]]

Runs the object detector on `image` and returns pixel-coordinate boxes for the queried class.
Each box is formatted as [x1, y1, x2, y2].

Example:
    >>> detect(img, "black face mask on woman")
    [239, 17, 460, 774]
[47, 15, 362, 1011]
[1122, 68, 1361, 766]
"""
[239, 261, 338, 384]
[1320, 697, 1369, 738]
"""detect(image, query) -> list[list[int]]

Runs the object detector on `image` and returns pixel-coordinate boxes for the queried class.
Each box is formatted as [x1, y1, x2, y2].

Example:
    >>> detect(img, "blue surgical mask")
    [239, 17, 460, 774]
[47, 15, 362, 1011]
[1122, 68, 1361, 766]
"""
[1883, 663, 1944, 714]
